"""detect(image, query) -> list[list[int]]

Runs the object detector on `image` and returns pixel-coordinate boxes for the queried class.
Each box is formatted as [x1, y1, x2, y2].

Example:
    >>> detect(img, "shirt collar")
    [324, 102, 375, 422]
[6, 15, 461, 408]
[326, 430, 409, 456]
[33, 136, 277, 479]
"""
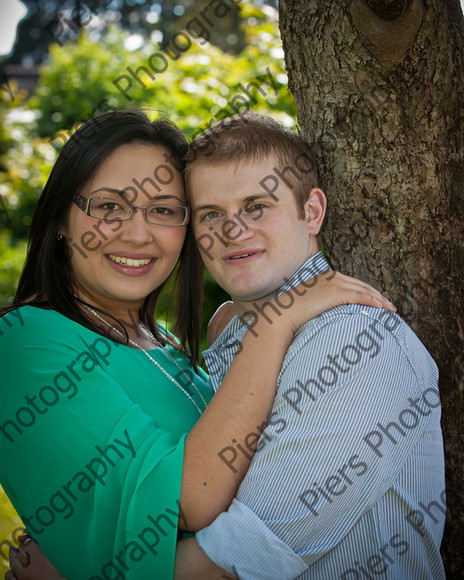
[278, 251, 331, 295]
[207, 251, 332, 350]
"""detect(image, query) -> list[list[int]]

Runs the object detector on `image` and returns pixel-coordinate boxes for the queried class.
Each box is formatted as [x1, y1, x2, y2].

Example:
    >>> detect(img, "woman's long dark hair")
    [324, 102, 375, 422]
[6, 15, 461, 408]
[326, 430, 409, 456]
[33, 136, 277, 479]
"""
[2, 110, 204, 365]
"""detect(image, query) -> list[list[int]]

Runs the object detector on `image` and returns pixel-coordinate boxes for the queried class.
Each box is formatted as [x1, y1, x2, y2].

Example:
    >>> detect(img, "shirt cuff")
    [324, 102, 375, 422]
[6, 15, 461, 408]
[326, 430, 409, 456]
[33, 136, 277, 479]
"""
[196, 499, 308, 580]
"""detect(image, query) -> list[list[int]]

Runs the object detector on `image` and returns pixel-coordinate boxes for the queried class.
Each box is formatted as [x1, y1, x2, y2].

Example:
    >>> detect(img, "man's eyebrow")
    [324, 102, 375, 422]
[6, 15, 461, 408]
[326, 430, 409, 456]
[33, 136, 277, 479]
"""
[193, 202, 222, 214]
[242, 194, 273, 204]
[193, 194, 273, 213]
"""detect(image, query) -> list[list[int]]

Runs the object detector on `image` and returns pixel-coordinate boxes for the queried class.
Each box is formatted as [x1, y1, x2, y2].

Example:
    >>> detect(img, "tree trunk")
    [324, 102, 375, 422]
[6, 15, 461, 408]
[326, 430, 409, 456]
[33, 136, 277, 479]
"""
[279, 0, 464, 573]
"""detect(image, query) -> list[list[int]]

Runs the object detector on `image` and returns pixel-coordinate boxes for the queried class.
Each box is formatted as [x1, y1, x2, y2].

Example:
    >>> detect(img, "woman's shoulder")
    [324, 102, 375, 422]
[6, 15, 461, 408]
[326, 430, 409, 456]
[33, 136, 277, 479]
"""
[0, 305, 90, 347]
[1, 305, 67, 331]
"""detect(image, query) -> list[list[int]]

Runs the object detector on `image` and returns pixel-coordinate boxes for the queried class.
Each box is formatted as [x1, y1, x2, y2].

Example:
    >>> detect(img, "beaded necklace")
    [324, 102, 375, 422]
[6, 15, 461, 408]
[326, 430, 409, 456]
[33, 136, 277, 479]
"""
[83, 304, 207, 416]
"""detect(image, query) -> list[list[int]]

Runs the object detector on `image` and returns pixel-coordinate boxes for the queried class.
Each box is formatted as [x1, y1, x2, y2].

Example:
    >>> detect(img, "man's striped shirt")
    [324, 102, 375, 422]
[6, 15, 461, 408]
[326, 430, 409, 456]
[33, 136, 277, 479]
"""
[196, 252, 445, 580]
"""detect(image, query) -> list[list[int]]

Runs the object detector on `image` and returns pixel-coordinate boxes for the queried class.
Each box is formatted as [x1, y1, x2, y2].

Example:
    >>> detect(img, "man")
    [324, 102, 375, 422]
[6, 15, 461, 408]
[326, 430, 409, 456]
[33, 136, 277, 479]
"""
[177, 112, 446, 579]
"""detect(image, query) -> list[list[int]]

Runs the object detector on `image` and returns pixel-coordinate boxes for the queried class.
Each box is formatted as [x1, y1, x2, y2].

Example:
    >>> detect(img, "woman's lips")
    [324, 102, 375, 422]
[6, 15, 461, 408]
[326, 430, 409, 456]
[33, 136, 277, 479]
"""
[105, 254, 156, 276]
[108, 254, 153, 267]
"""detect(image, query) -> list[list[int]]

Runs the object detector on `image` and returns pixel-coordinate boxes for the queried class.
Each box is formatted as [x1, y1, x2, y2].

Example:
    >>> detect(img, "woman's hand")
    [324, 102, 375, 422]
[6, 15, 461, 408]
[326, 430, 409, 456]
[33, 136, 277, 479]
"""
[240, 270, 396, 339]
[6, 535, 66, 580]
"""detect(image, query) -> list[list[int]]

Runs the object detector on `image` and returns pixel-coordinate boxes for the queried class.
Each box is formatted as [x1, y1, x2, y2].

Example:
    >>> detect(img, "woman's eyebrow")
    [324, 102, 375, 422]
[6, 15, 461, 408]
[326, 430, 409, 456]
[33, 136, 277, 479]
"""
[88, 188, 184, 203]
[149, 193, 184, 202]
[89, 187, 125, 196]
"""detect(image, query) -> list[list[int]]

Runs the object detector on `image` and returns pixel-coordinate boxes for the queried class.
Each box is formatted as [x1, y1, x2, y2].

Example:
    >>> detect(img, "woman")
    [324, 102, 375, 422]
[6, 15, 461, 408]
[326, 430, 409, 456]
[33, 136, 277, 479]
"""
[1, 110, 392, 579]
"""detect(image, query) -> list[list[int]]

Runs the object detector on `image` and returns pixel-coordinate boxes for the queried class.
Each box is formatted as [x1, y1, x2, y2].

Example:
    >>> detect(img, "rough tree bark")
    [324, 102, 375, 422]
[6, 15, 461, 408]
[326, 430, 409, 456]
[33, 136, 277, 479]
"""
[279, 0, 464, 573]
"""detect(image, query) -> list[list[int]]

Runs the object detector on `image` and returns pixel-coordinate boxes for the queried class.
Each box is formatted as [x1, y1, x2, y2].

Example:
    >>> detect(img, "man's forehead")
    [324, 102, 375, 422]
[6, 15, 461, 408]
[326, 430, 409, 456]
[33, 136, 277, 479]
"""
[187, 157, 280, 201]
[188, 155, 279, 177]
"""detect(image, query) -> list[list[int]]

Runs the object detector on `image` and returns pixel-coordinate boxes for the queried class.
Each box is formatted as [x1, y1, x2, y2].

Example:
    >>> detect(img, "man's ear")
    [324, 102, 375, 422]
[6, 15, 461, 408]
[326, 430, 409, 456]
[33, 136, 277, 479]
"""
[303, 188, 326, 236]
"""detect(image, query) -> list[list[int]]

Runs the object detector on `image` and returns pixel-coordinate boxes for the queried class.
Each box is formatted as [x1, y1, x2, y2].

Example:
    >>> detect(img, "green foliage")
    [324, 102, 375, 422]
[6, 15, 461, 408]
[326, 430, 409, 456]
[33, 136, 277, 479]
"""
[29, 26, 132, 137]
[0, 234, 27, 307]
[0, 135, 55, 240]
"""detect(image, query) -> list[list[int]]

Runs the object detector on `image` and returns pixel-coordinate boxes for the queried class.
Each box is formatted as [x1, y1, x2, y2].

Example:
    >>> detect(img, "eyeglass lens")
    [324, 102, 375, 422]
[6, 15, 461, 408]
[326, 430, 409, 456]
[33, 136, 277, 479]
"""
[89, 197, 187, 225]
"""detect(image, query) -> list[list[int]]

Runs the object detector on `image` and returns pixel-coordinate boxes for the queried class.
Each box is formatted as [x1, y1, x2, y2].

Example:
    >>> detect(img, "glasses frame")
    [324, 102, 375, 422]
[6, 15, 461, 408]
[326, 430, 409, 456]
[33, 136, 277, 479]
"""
[72, 193, 190, 227]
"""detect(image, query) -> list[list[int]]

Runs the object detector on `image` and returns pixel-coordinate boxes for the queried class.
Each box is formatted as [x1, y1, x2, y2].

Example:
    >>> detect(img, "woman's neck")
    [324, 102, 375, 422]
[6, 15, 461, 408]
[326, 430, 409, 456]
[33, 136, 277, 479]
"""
[76, 294, 159, 350]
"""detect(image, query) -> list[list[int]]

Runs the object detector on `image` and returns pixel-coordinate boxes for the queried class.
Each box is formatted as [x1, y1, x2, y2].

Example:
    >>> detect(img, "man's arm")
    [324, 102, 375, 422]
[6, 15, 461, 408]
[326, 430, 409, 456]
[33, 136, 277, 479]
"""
[195, 308, 443, 576]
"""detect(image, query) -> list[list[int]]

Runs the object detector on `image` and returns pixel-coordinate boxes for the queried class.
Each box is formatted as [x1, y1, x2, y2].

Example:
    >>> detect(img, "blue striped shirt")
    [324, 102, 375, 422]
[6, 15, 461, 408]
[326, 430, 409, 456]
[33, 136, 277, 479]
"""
[196, 252, 446, 579]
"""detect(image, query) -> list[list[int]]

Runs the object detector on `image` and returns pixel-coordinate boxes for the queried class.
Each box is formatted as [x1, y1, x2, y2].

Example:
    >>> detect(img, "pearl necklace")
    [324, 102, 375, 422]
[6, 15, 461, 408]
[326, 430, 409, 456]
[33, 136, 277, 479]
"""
[83, 304, 207, 416]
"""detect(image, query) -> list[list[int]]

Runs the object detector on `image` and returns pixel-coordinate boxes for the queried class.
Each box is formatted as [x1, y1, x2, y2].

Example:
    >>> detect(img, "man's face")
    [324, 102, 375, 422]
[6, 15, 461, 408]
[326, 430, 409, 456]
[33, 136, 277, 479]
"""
[189, 158, 324, 310]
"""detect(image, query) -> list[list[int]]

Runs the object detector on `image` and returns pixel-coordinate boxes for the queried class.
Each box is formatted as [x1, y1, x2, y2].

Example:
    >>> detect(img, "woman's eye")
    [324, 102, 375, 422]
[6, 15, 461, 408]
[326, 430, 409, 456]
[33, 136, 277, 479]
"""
[94, 201, 122, 211]
[151, 206, 173, 215]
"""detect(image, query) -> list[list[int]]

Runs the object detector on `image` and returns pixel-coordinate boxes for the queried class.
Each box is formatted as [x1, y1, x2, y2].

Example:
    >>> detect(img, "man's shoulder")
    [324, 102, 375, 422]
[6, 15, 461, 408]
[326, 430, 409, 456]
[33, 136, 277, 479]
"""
[283, 304, 437, 384]
[294, 304, 403, 342]
[207, 301, 236, 347]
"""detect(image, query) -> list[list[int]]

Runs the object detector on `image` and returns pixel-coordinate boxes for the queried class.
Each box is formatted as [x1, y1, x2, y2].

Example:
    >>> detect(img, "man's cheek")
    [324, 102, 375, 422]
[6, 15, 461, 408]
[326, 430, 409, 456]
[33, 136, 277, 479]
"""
[196, 231, 216, 262]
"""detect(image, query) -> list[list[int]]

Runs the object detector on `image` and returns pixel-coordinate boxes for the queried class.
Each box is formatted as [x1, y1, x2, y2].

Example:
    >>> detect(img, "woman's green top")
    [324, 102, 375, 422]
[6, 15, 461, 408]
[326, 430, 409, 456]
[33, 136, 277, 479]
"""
[0, 306, 213, 579]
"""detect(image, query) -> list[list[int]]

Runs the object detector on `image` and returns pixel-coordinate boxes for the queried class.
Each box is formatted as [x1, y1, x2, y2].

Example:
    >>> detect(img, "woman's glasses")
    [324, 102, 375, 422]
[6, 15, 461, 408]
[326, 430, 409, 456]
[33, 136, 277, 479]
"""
[72, 193, 190, 227]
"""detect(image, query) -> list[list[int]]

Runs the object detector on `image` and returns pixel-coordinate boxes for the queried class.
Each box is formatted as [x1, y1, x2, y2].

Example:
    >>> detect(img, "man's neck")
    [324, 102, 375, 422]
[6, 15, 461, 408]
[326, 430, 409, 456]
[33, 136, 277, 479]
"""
[232, 292, 279, 317]
[231, 250, 319, 316]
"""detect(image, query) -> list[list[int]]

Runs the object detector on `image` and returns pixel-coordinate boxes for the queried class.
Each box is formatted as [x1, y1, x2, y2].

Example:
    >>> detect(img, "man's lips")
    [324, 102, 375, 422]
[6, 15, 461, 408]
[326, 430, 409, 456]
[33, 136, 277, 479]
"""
[223, 250, 264, 263]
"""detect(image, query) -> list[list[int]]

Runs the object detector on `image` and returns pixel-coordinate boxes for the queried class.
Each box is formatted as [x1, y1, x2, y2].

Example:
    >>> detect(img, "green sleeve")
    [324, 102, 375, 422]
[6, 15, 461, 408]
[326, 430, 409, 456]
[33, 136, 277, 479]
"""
[0, 307, 208, 579]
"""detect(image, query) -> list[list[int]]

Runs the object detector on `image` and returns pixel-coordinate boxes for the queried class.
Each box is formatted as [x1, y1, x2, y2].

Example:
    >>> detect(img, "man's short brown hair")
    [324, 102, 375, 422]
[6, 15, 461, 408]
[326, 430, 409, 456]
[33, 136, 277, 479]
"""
[185, 112, 319, 218]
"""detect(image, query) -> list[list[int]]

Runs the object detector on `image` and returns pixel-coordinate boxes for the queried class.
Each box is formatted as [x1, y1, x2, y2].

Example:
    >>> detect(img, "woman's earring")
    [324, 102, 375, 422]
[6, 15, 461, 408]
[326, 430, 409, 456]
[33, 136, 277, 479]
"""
[56, 234, 63, 241]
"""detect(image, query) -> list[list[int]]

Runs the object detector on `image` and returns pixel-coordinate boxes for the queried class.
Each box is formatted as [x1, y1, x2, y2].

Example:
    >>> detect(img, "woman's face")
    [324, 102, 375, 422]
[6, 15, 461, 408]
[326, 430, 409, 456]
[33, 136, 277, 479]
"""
[61, 142, 187, 313]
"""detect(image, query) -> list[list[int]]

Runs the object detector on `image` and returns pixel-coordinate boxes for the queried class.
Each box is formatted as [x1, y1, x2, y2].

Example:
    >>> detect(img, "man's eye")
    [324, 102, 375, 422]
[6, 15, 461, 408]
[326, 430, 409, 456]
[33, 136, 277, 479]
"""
[202, 211, 221, 221]
[246, 203, 266, 213]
